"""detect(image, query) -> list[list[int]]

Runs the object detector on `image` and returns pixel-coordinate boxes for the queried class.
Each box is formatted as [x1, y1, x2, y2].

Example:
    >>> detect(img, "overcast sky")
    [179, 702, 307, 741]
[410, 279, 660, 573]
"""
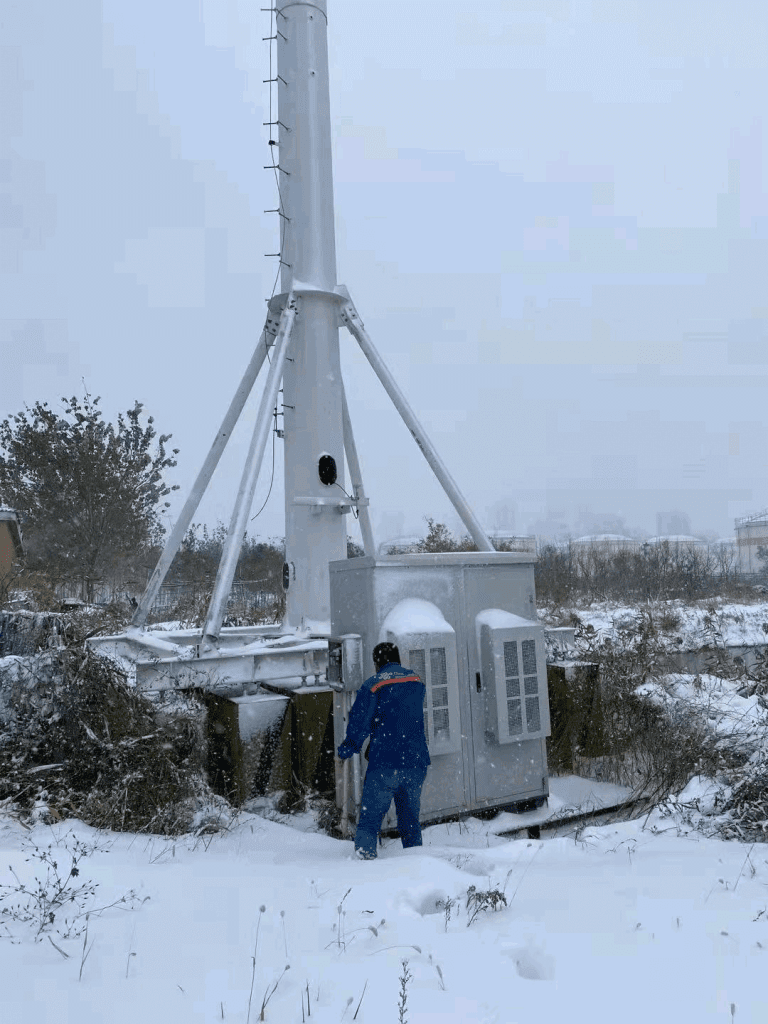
[2, 0, 767, 546]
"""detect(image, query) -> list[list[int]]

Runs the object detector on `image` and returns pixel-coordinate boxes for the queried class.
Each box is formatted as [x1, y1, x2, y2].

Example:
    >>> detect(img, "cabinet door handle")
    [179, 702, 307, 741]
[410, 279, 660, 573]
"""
[476, 672, 482, 693]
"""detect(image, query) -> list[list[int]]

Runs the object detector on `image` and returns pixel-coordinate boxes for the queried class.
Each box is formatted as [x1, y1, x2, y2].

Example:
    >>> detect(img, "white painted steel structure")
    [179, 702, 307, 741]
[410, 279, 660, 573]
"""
[124, 0, 493, 654]
[277, 0, 348, 629]
[90, 0, 551, 828]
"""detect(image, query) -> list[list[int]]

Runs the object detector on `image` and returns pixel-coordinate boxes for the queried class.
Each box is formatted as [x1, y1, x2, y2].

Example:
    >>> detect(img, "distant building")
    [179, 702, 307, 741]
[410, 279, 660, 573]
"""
[570, 534, 640, 554]
[735, 510, 768, 574]
[0, 508, 24, 578]
[645, 535, 704, 549]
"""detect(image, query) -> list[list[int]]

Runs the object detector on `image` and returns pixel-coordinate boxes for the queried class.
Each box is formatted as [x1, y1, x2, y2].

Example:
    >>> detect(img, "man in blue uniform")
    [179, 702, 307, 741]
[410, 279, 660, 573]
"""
[337, 641, 431, 859]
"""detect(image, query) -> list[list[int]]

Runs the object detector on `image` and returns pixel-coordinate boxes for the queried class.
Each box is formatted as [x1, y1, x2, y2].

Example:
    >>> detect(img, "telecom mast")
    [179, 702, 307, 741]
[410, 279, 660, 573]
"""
[97, 0, 551, 829]
[127, 0, 492, 647]
[276, 0, 348, 629]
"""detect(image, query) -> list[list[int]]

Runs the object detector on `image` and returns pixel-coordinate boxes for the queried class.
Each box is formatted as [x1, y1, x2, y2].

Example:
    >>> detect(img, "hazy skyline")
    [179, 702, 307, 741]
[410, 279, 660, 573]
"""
[2, 1, 767, 547]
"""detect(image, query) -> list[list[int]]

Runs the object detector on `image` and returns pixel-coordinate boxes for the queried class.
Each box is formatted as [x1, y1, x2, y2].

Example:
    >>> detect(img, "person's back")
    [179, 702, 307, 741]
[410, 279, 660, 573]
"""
[360, 660, 430, 770]
[337, 642, 431, 859]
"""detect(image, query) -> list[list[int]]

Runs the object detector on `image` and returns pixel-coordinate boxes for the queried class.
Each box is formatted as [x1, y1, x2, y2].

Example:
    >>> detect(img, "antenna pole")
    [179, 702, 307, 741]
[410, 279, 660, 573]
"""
[277, 0, 348, 629]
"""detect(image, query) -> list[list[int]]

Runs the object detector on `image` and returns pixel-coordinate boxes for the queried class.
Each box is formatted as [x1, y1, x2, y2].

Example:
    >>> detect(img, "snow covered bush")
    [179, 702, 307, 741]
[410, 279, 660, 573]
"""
[570, 614, 728, 801]
[0, 640, 222, 834]
[561, 603, 768, 839]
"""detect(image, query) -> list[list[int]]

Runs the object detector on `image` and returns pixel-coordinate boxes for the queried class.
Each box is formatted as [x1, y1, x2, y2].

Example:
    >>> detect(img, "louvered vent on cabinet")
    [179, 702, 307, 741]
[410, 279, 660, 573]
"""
[478, 616, 550, 743]
[380, 625, 461, 756]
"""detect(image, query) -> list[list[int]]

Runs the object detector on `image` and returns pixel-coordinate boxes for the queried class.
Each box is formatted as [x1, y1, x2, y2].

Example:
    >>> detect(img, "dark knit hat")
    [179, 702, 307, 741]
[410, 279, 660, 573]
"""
[373, 642, 400, 670]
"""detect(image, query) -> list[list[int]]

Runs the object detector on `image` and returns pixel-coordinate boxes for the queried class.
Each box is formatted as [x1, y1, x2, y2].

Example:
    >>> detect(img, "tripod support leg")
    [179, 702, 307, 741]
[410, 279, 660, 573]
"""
[201, 294, 298, 651]
[340, 298, 494, 553]
[341, 380, 376, 557]
[131, 324, 277, 629]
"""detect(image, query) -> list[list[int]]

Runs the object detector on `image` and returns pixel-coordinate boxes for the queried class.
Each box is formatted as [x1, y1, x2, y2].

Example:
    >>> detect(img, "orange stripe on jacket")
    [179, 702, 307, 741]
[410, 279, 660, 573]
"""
[370, 674, 423, 693]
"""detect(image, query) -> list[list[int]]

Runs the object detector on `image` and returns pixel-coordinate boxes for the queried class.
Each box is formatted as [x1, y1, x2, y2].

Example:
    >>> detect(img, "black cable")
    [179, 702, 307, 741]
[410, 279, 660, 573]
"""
[334, 481, 359, 520]
[250, 416, 278, 521]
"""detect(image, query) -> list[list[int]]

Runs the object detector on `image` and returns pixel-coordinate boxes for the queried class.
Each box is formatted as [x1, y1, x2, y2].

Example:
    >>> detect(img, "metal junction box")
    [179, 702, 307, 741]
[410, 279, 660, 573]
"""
[329, 552, 551, 824]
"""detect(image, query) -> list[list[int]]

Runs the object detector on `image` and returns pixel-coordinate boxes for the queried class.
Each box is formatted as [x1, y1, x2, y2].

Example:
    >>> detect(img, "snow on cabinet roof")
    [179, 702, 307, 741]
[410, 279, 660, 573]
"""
[476, 608, 536, 630]
[380, 597, 454, 636]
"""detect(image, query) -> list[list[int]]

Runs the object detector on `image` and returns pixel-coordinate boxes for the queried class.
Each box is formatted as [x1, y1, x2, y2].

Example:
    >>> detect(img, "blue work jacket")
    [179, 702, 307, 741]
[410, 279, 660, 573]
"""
[337, 662, 431, 770]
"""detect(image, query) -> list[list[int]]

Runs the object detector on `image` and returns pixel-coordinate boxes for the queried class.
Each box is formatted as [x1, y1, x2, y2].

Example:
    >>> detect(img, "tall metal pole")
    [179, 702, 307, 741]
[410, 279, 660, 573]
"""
[277, 0, 348, 629]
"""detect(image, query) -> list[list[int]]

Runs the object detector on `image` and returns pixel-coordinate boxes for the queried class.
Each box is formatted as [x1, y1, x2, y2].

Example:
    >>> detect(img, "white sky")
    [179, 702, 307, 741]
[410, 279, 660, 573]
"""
[2, 1, 768, 545]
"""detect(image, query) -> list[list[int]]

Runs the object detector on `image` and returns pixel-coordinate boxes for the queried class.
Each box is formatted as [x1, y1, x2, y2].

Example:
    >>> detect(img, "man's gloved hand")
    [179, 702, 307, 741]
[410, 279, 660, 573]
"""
[337, 739, 356, 760]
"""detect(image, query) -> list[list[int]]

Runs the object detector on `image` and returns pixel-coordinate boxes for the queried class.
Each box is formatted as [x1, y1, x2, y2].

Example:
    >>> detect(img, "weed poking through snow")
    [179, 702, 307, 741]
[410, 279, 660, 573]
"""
[0, 830, 139, 941]
[258, 964, 289, 1021]
[465, 885, 508, 927]
[397, 959, 412, 1024]
[435, 895, 457, 932]
[352, 979, 367, 1019]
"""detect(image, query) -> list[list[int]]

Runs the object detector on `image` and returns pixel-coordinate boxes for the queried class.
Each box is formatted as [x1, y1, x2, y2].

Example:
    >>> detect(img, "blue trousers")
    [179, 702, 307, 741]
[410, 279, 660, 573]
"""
[354, 764, 428, 859]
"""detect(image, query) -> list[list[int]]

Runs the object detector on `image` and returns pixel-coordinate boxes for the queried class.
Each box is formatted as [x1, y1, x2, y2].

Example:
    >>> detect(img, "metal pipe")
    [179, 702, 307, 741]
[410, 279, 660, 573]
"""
[341, 381, 376, 557]
[351, 751, 361, 815]
[131, 330, 273, 628]
[341, 302, 495, 552]
[341, 721, 350, 837]
[201, 297, 297, 650]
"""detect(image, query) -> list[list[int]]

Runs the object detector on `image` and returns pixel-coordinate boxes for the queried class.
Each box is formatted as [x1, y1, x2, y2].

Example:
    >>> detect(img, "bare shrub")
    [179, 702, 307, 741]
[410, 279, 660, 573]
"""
[569, 616, 729, 801]
[535, 542, 757, 608]
[0, 640, 218, 834]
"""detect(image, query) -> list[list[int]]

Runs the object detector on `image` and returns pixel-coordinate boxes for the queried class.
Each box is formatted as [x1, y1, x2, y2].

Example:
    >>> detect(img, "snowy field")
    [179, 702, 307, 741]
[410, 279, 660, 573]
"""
[3, 600, 768, 1022]
[2, 789, 766, 1024]
[551, 599, 768, 651]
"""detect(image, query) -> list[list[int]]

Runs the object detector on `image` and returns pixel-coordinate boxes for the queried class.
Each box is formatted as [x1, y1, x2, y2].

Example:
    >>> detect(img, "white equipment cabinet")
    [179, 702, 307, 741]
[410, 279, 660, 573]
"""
[330, 552, 551, 824]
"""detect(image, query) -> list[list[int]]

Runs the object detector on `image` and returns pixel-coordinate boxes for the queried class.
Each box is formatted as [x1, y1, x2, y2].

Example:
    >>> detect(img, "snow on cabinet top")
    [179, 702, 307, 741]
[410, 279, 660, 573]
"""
[380, 598, 454, 637]
[475, 608, 537, 630]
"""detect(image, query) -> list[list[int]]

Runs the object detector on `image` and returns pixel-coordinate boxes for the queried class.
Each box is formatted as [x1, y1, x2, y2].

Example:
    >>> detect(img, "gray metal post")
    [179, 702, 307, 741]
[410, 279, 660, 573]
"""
[351, 751, 361, 815]
[340, 301, 495, 553]
[131, 329, 273, 628]
[341, 382, 376, 557]
[341, 724, 350, 837]
[201, 297, 297, 650]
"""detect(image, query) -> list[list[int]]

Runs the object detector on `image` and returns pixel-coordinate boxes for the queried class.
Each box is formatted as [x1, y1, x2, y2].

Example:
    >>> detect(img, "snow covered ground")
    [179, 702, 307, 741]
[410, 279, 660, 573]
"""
[2, 784, 767, 1024]
[553, 599, 768, 651]
[3, 601, 768, 1022]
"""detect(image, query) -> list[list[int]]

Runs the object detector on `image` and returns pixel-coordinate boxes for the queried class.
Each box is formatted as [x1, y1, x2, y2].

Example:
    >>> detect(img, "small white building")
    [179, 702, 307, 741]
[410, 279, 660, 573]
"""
[645, 535, 704, 549]
[735, 510, 768, 574]
[570, 534, 640, 555]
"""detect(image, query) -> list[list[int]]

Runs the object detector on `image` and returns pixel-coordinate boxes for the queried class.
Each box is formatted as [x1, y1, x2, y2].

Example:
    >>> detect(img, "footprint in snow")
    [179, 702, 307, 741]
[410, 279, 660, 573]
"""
[399, 888, 450, 916]
[504, 943, 555, 981]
